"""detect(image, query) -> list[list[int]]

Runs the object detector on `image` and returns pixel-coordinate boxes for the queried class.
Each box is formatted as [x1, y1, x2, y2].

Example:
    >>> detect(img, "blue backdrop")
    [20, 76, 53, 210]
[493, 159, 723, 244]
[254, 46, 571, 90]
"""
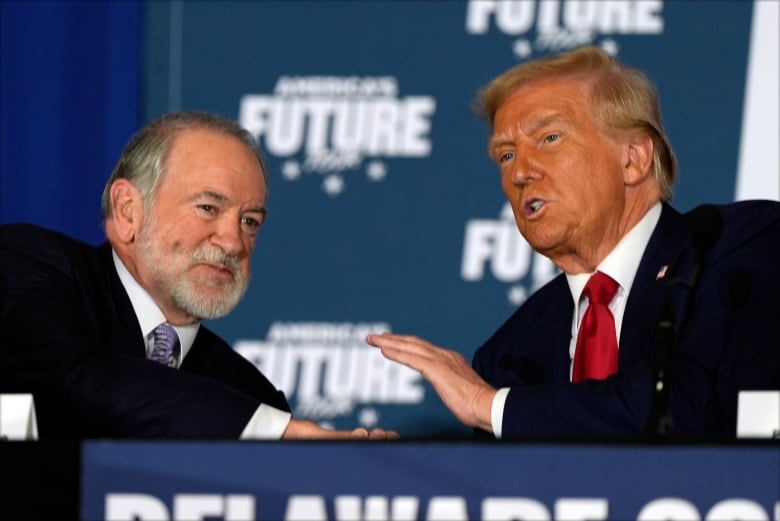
[0, 0, 141, 245]
[1, 0, 778, 437]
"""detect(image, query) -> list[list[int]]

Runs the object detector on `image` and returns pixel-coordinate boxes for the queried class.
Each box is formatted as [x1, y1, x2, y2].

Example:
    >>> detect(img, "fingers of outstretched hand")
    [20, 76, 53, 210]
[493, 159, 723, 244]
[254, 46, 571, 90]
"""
[350, 427, 400, 440]
[349, 427, 369, 438]
[366, 332, 422, 348]
[368, 428, 400, 440]
[284, 420, 401, 440]
[365, 333, 440, 360]
[365, 335, 493, 431]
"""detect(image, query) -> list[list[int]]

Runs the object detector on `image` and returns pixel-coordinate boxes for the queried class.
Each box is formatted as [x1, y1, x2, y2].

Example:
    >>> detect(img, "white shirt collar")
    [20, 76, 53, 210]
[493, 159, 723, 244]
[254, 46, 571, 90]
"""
[112, 250, 199, 367]
[566, 202, 663, 303]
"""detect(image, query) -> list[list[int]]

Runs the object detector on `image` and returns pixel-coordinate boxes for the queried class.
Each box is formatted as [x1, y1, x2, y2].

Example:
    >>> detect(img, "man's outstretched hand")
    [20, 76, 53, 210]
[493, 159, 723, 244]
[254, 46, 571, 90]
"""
[366, 332, 496, 433]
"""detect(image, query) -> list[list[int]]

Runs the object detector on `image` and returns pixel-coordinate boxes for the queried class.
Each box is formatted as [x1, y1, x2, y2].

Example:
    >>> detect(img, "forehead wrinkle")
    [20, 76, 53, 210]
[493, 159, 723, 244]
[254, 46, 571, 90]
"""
[490, 111, 569, 146]
[189, 189, 230, 203]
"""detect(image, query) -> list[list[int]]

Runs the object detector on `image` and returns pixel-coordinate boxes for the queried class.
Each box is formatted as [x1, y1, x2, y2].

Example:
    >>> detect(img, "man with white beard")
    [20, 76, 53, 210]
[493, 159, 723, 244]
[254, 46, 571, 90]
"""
[0, 111, 396, 440]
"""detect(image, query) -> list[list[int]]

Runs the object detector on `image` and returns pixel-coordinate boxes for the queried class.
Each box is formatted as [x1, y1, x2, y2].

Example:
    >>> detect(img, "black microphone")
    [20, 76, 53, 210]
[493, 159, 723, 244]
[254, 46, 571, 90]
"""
[644, 204, 723, 436]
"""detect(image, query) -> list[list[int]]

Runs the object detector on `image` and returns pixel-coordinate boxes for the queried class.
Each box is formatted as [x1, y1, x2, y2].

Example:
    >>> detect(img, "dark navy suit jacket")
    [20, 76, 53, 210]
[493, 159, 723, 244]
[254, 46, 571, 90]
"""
[473, 200, 780, 438]
[0, 224, 289, 438]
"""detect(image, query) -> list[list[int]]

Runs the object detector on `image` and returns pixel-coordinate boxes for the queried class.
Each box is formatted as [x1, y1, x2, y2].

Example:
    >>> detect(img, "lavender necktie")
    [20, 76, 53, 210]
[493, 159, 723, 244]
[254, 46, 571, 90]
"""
[149, 323, 180, 368]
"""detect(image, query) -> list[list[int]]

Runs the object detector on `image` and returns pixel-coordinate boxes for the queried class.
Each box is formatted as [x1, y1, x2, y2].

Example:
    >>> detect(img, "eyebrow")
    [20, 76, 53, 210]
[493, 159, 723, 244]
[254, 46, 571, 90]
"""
[190, 190, 266, 215]
[248, 206, 267, 217]
[489, 112, 570, 153]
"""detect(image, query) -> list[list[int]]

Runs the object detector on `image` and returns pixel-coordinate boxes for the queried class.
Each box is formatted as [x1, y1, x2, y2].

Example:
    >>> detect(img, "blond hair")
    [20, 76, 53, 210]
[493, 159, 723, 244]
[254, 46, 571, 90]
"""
[475, 46, 677, 200]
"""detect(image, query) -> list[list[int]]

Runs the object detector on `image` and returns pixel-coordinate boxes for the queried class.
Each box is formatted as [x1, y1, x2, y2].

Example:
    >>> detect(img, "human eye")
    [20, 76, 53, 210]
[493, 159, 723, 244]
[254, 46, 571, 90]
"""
[197, 204, 218, 215]
[240, 215, 263, 235]
[499, 150, 515, 163]
[491, 146, 514, 165]
[543, 133, 561, 144]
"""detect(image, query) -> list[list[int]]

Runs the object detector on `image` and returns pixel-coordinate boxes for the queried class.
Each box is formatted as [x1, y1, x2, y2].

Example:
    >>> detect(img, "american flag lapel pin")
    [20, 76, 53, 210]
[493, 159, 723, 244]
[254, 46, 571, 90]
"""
[656, 265, 669, 280]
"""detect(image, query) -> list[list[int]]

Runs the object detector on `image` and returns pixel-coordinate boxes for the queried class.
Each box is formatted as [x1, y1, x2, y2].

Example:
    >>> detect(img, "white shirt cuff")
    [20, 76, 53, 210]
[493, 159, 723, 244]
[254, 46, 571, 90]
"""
[239, 404, 292, 439]
[491, 387, 510, 439]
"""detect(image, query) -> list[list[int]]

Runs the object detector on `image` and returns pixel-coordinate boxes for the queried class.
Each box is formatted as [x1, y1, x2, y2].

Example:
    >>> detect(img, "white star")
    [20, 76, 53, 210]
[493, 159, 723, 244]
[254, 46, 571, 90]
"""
[507, 285, 527, 306]
[366, 160, 387, 182]
[513, 39, 533, 59]
[322, 174, 345, 196]
[358, 407, 379, 428]
[281, 160, 301, 181]
[601, 39, 620, 56]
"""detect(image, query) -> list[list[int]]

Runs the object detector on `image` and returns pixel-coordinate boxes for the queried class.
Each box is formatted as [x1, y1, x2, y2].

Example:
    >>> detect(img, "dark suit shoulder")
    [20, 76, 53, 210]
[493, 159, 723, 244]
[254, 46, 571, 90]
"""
[0, 222, 90, 247]
[0, 223, 101, 274]
[720, 198, 780, 215]
[709, 199, 780, 258]
[717, 199, 780, 231]
[0, 223, 113, 308]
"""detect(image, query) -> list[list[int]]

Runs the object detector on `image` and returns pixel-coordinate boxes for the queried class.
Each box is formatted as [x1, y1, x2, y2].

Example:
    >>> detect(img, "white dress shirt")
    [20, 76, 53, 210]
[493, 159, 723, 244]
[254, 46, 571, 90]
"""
[112, 250, 291, 439]
[491, 203, 663, 437]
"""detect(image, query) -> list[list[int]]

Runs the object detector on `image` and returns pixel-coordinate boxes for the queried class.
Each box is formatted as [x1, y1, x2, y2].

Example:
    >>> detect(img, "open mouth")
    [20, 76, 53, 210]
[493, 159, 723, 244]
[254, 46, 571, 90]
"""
[524, 198, 546, 218]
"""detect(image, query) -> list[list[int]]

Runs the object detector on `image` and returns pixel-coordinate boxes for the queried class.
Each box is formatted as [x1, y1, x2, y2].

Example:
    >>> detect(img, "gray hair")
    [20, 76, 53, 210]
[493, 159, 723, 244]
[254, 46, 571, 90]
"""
[101, 111, 267, 219]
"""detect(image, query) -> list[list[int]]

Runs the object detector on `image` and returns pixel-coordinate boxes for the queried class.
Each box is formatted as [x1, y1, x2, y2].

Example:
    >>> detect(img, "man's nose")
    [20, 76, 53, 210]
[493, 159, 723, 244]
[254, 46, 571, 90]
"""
[508, 153, 542, 186]
[210, 218, 244, 256]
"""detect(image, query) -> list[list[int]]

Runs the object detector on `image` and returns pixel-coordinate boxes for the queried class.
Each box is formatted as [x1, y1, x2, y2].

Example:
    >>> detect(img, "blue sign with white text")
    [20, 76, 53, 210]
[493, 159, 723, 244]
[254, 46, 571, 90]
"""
[81, 441, 779, 521]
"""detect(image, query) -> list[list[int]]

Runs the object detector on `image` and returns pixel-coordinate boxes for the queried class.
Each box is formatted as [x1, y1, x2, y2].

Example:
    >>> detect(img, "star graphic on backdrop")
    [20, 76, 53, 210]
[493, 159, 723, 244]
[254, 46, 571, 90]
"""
[601, 39, 620, 56]
[281, 160, 302, 181]
[322, 174, 345, 196]
[366, 160, 387, 182]
[358, 407, 379, 428]
[507, 285, 528, 307]
[513, 39, 533, 59]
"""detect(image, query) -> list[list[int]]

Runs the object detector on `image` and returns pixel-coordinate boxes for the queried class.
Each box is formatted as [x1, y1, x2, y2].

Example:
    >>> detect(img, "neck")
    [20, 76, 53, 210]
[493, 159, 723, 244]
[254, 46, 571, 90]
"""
[550, 196, 660, 275]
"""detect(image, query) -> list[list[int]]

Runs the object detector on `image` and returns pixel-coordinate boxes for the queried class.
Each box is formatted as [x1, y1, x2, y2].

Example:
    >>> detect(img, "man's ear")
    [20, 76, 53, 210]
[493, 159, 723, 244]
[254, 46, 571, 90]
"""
[623, 133, 654, 186]
[108, 179, 143, 243]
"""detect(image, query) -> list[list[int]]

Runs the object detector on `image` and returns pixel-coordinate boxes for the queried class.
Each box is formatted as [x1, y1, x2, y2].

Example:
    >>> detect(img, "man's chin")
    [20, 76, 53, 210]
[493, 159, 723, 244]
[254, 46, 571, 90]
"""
[186, 300, 239, 321]
[174, 285, 245, 320]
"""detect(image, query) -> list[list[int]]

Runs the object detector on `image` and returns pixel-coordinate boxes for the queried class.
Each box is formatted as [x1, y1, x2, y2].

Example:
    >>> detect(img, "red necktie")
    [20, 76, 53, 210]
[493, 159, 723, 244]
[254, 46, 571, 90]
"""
[572, 271, 619, 382]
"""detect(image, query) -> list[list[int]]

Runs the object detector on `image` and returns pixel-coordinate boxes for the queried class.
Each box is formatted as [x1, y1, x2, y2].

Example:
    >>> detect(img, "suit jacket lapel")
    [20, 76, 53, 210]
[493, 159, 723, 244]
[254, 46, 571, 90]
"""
[548, 276, 576, 382]
[619, 203, 688, 369]
[99, 243, 147, 358]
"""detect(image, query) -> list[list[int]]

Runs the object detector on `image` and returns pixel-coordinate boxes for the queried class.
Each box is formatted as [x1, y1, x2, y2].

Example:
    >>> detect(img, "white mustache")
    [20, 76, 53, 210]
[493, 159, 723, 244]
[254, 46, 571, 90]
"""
[189, 247, 241, 275]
